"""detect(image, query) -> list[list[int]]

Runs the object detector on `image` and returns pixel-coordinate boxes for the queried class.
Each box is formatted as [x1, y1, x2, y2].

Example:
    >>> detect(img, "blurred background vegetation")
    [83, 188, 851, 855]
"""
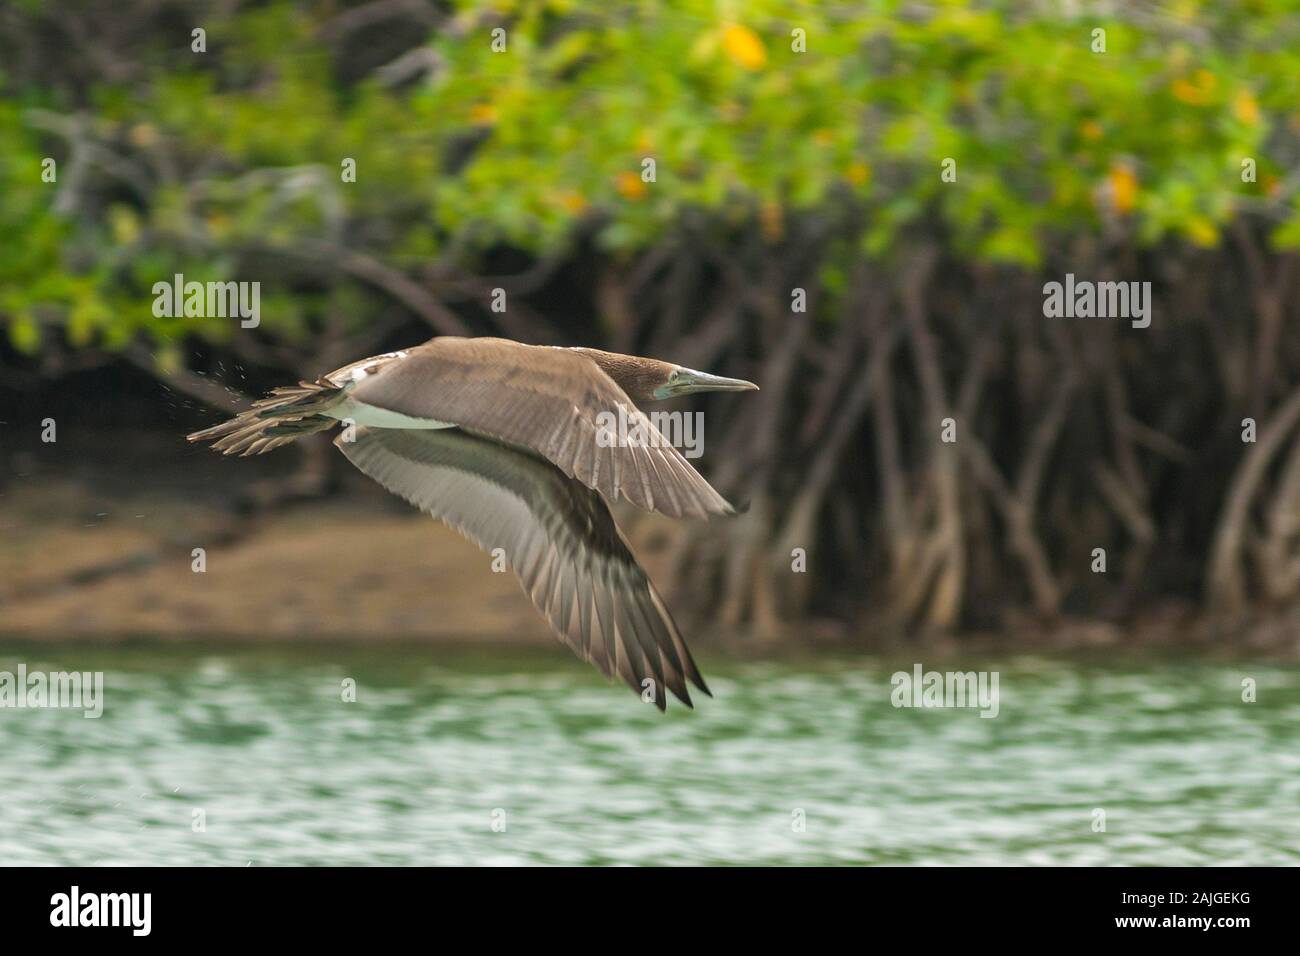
[3, 0, 1300, 643]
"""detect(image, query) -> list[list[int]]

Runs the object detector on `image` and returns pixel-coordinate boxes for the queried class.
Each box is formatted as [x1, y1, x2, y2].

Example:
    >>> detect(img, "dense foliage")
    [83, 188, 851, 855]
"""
[3, 1, 1300, 635]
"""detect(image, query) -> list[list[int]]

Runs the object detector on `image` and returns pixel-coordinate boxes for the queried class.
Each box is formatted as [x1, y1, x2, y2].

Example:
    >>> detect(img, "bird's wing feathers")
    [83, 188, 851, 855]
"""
[335, 426, 709, 709]
[345, 337, 733, 519]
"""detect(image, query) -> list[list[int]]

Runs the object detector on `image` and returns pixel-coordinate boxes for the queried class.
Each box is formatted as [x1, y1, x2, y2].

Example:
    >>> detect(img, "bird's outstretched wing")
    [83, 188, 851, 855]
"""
[336, 426, 710, 709]
[345, 336, 733, 519]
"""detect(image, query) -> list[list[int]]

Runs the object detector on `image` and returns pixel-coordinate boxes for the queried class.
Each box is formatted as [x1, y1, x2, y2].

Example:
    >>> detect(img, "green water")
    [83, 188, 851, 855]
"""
[1, 643, 1297, 866]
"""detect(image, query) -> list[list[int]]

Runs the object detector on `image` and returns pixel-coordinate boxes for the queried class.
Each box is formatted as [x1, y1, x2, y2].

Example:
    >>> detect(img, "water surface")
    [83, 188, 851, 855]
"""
[1, 643, 1296, 865]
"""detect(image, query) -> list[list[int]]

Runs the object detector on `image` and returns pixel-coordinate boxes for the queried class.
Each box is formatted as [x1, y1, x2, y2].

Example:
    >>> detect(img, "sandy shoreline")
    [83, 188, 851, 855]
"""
[0, 477, 567, 643]
[3, 460, 1298, 657]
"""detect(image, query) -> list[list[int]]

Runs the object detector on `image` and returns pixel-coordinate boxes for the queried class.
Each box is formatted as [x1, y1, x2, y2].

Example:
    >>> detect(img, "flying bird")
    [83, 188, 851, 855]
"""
[188, 336, 758, 709]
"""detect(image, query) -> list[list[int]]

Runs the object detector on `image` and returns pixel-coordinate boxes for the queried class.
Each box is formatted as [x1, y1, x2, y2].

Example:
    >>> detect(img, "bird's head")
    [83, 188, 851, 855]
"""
[651, 365, 760, 401]
[567, 346, 759, 404]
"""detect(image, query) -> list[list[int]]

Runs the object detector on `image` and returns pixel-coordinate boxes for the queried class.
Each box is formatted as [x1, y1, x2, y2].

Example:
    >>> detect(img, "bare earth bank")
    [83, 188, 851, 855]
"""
[2, 432, 1297, 658]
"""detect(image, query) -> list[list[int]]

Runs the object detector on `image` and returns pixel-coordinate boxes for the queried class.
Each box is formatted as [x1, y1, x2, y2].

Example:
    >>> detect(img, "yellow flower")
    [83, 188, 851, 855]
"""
[1234, 90, 1260, 125]
[1107, 163, 1138, 214]
[722, 24, 766, 70]
[1171, 69, 1216, 105]
[615, 171, 647, 201]
[1080, 120, 1103, 142]
[846, 162, 871, 186]
[1185, 216, 1218, 247]
[556, 190, 588, 214]
[468, 103, 497, 125]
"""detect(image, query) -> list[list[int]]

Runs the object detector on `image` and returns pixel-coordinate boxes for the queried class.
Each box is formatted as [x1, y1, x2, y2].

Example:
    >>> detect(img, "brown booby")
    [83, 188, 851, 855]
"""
[188, 336, 758, 709]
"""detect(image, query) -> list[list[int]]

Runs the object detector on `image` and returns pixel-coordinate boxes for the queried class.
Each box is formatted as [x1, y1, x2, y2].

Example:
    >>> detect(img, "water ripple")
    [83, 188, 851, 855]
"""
[0, 648, 1296, 865]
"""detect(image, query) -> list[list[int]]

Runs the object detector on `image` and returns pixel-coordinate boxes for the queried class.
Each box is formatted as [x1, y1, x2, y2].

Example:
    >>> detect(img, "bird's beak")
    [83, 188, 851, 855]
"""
[673, 369, 760, 395]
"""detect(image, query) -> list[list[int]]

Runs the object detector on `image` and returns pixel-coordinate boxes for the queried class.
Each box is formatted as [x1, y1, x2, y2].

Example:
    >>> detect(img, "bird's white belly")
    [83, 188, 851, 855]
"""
[328, 397, 455, 430]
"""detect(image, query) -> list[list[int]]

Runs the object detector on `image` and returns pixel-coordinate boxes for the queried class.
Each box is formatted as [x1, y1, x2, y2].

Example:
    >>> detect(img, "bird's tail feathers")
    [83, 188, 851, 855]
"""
[252, 381, 342, 418]
[188, 382, 342, 456]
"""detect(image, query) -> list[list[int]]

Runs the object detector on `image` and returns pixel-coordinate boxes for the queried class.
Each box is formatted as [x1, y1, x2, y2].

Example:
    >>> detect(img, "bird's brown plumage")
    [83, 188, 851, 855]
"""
[347, 337, 734, 519]
[337, 426, 709, 709]
[187, 335, 751, 708]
